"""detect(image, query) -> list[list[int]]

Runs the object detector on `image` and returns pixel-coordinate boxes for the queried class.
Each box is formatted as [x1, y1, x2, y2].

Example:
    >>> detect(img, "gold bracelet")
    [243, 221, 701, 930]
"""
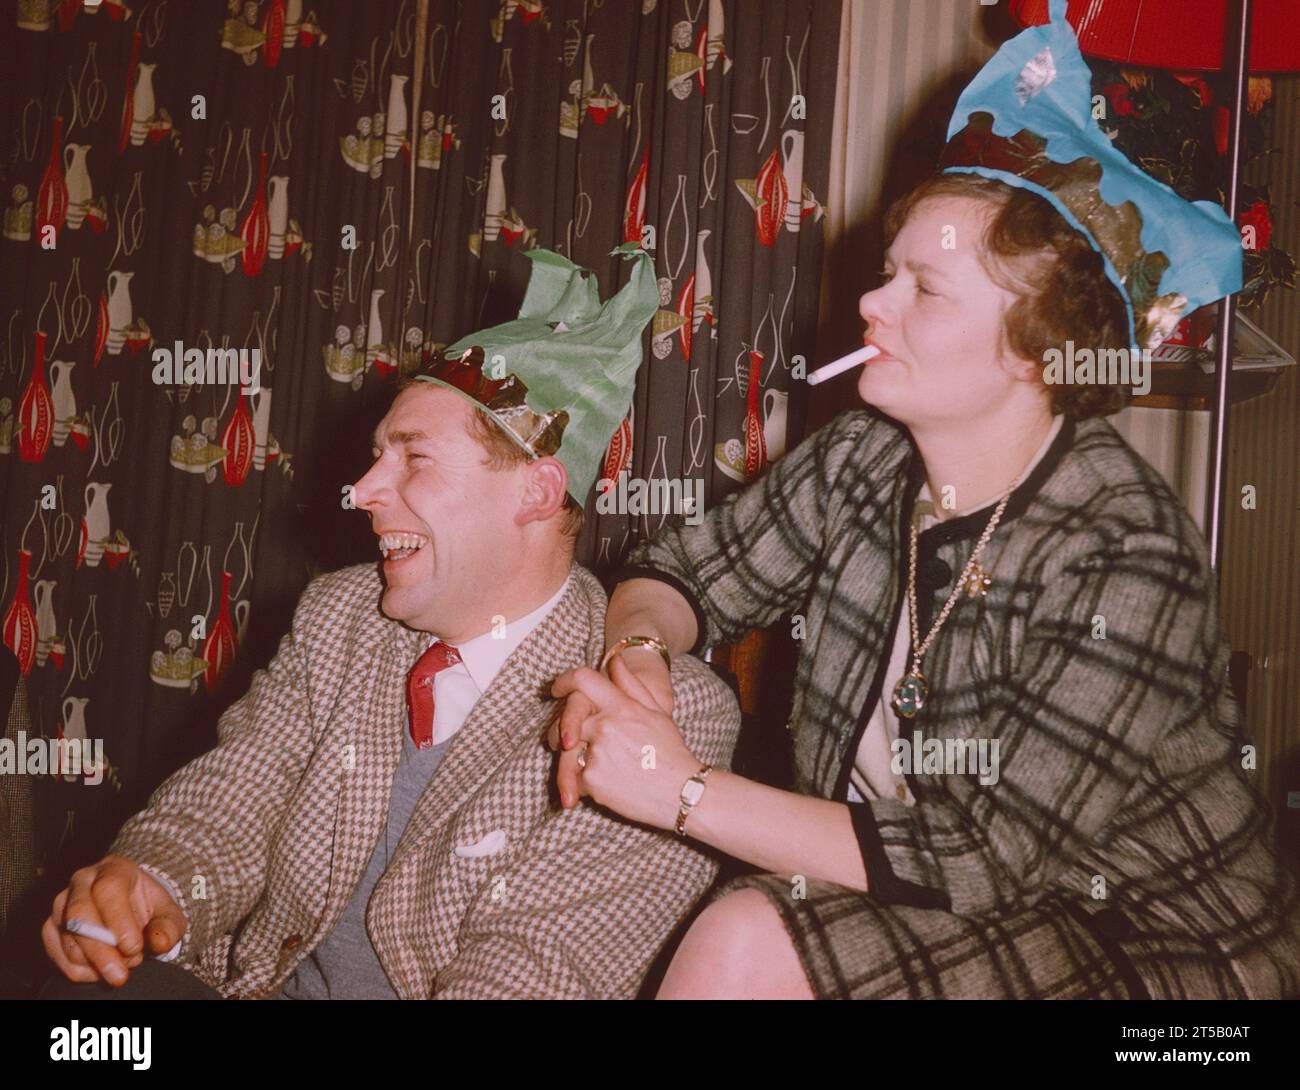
[600, 634, 671, 673]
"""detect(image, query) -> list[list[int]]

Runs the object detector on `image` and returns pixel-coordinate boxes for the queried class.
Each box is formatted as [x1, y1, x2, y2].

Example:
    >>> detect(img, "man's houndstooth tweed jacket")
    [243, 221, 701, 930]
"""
[110, 562, 740, 998]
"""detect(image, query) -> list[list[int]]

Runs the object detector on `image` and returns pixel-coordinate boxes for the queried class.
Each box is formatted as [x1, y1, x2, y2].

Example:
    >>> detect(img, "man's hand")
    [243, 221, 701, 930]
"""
[41, 854, 188, 986]
[548, 648, 674, 809]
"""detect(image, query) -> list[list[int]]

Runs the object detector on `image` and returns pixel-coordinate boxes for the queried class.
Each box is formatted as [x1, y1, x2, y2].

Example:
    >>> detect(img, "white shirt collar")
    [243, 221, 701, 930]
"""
[428, 570, 573, 694]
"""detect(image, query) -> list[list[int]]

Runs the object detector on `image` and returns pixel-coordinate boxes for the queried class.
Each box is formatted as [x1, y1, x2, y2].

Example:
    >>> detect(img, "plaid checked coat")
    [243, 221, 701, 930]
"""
[110, 562, 739, 999]
[618, 409, 1300, 999]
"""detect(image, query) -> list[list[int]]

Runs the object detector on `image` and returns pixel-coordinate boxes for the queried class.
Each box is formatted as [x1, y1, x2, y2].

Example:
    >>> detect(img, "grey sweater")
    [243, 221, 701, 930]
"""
[279, 732, 454, 999]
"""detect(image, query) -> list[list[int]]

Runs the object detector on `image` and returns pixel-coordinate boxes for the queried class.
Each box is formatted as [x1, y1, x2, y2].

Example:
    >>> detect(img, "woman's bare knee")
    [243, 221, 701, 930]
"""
[657, 888, 814, 999]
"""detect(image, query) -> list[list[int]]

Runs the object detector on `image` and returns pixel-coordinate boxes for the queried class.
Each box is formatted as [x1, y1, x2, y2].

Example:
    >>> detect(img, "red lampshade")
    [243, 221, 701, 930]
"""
[1011, 0, 1300, 72]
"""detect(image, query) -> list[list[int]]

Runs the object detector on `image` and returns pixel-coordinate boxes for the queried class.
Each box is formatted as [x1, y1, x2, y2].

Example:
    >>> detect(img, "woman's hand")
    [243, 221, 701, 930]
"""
[548, 654, 698, 830]
[547, 646, 674, 805]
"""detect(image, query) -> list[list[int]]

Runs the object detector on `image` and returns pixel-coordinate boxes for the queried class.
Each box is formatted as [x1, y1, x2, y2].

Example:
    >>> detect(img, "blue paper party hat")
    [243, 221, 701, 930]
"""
[939, 0, 1242, 351]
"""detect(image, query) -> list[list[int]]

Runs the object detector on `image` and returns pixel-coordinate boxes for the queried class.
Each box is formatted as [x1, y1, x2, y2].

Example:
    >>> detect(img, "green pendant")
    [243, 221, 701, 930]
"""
[891, 672, 928, 719]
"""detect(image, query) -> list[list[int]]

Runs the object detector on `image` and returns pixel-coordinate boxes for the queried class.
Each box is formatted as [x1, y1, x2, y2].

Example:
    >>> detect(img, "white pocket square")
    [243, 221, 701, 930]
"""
[453, 829, 508, 858]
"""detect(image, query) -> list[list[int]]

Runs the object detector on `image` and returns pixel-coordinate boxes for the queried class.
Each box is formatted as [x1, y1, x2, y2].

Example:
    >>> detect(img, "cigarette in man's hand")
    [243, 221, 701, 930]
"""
[64, 917, 120, 947]
[806, 344, 880, 385]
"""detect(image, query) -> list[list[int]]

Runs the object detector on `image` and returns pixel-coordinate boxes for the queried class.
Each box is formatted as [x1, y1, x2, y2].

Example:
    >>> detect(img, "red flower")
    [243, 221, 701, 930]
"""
[1102, 82, 1135, 117]
[1239, 200, 1273, 251]
[1173, 73, 1213, 109]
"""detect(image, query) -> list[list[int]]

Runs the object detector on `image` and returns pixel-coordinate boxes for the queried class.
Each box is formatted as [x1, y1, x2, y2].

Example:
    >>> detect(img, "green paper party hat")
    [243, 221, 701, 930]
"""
[412, 242, 658, 504]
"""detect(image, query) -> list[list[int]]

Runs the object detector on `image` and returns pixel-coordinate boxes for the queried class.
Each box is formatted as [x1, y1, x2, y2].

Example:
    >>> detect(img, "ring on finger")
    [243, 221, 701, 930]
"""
[576, 743, 589, 769]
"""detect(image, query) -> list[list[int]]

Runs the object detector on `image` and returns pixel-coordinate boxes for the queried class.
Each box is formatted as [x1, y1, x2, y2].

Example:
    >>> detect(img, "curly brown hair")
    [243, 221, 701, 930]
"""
[392, 375, 586, 543]
[883, 173, 1133, 419]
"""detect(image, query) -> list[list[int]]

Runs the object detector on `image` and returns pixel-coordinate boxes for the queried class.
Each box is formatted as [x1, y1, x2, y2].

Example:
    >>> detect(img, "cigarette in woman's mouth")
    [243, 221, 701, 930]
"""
[806, 344, 881, 385]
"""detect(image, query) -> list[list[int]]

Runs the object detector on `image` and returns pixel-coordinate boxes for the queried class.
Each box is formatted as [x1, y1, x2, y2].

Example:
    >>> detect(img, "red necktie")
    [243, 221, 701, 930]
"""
[407, 640, 462, 749]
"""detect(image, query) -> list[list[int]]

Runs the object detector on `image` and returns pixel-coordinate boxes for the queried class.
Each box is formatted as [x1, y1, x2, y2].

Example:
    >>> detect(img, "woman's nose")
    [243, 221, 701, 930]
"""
[858, 284, 889, 327]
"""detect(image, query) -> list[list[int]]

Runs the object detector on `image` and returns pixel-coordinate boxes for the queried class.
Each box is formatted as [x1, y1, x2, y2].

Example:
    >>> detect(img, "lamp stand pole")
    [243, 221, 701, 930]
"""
[1207, 0, 1253, 576]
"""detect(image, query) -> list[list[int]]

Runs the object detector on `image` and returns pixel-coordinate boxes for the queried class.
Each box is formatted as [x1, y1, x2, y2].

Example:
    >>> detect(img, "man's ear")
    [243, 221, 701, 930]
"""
[515, 455, 569, 527]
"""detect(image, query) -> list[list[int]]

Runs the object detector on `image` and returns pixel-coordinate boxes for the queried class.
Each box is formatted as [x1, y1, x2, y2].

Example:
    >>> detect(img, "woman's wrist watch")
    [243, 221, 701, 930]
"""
[675, 765, 713, 836]
[600, 634, 671, 673]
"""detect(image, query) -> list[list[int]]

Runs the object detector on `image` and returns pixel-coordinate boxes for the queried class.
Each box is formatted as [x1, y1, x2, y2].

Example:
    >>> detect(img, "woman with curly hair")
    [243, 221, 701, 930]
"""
[549, 1, 1300, 999]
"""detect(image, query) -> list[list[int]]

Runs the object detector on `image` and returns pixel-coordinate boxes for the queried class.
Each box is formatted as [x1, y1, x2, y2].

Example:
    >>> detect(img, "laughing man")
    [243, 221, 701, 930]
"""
[40, 246, 741, 999]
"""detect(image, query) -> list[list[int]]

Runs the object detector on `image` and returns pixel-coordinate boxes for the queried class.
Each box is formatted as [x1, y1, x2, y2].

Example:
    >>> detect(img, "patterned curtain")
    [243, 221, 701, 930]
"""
[0, 0, 840, 929]
[401, 0, 841, 566]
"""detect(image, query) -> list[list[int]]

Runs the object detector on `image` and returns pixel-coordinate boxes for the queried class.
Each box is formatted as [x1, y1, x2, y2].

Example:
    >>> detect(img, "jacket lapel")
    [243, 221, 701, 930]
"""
[369, 564, 602, 996]
[316, 563, 601, 996]
[320, 599, 427, 925]
[386, 564, 598, 874]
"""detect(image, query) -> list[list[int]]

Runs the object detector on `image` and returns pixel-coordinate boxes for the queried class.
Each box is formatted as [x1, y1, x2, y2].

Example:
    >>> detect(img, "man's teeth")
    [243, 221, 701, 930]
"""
[379, 532, 429, 559]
